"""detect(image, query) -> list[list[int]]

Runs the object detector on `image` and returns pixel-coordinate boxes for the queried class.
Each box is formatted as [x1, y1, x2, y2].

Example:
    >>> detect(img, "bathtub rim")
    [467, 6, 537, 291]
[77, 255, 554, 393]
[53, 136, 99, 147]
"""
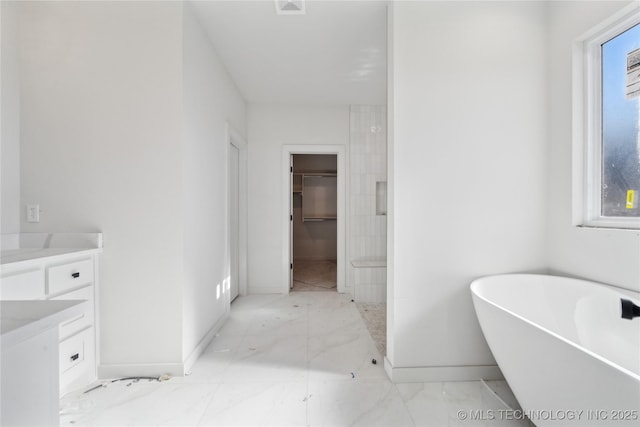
[470, 273, 640, 381]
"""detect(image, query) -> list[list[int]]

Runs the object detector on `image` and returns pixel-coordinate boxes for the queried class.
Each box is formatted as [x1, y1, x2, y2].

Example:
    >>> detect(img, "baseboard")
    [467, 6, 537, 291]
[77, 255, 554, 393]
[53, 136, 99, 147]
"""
[98, 313, 230, 380]
[383, 357, 504, 383]
[183, 312, 229, 374]
[249, 286, 287, 294]
[98, 362, 185, 379]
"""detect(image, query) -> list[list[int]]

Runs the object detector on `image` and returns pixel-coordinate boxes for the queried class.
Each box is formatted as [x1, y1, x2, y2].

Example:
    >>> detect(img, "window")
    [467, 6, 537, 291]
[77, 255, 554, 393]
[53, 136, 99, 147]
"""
[602, 24, 639, 218]
[579, 6, 640, 229]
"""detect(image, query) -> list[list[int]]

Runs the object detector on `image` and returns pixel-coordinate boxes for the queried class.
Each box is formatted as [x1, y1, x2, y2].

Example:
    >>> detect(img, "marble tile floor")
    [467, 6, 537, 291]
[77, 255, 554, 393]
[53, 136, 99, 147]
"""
[292, 260, 337, 292]
[60, 292, 531, 427]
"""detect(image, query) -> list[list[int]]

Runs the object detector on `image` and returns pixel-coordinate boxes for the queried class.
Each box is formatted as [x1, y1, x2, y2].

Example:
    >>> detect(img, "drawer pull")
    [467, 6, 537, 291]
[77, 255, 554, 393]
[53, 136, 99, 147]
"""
[71, 272, 80, 279]
[70, 353, 80, 361]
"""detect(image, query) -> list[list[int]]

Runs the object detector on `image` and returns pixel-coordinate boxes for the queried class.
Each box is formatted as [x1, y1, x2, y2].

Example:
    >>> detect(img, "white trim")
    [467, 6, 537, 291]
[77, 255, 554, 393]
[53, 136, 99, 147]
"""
[98, 306, 226, 380]
[226, 123, 249, 296]
[101, 311, 229, 378]
[98, 363, 185, 379]
[573, 3, 640, 230]
[183, 311, 229, 374]
[281, 145, 347, 294]
[383, 357, 504, 383]
[247, 285, 284, 294]
[93, 252, 101, 381]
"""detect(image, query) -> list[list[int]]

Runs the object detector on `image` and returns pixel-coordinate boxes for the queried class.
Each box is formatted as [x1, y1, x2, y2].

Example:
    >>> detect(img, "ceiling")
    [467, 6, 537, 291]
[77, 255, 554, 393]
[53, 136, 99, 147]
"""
[190, 0, 388, 105]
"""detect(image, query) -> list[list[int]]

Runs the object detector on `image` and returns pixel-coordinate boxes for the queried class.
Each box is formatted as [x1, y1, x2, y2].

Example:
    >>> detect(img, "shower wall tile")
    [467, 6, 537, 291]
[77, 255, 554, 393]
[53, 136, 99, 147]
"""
[349, 105, 387, 304]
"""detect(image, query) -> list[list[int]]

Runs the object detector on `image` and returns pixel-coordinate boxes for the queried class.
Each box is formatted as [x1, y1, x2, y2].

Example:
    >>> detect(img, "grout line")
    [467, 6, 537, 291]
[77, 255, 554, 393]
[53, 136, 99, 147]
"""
[479, 379, 514, 410]
[193, 383, 220, 426]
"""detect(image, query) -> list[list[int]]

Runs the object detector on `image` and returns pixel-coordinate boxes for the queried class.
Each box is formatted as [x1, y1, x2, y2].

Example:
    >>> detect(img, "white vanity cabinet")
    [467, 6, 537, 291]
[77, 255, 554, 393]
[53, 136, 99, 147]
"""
[0, 233, 102, 396]
[1, 300, 87, 426]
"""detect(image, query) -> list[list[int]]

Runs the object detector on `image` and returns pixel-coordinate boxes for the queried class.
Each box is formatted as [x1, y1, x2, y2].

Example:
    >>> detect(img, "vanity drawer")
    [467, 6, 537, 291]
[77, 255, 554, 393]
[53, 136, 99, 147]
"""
[47, 259, 93, 295]
[60, 329, 87, 373]
[59, 327, 95, 393]
[51, 287, 93, 340]
[0, 269, 45, 300]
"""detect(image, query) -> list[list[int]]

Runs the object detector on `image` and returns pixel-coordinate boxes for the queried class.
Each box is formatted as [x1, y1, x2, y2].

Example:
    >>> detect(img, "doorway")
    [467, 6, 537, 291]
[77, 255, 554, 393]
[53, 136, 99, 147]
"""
[229, 142, 240, 301]
[281, 145, 346, 294]
[227, 123, 247, 302]
[291, 154, 337, 292]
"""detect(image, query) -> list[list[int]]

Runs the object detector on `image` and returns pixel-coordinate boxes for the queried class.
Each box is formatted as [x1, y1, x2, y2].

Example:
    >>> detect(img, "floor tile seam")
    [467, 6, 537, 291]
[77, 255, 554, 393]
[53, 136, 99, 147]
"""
[200, 379, 309, 385]
[214, 332, 251, 338]
[223, 355, 309, 372]
[191, 382, 222, 427]
[378, 381, 417, 427]
[194, 381, 289, 427]
[391, 382, 420, 427]
[315, 380, 401, 427]
[307, 314, 360, 321]
[305, 377, 396, 386]
[309, 331, 363, 339]
[241, 334, 310, 339]
[306, 373, 390, 383]
[216, 324, 253, 338]
[65, 387, 151, 424]
[211, 378, 310, 385]
[165, 379, 227, 385]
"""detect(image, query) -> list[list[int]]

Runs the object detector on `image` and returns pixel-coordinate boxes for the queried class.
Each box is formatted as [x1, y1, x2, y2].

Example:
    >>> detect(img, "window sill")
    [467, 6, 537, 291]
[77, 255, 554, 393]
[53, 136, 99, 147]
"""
[576, 222, 640, 232]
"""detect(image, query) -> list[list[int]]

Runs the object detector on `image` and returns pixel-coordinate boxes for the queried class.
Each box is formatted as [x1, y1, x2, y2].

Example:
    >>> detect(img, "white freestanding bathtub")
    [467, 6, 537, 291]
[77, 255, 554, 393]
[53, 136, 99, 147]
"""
[471, 274, 640, 426]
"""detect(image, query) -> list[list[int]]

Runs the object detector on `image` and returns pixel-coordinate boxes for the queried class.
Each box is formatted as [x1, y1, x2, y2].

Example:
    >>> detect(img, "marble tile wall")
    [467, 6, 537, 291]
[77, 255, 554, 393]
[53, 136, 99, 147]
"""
[353, 266, 387, 302]
[349, 105, 387, 303]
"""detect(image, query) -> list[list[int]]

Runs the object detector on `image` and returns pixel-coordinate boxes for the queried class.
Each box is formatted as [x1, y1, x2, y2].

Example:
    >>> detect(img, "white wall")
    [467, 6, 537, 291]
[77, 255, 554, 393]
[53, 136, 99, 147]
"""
[18, 1, 185, 372]
[1, 1, 21, 235]
[547, 0, 640, 292]
[17, 1, 248, 375]
[388, 1, 548, 377]
[181, 4, 247, 359]
[247, 105, 349, 293]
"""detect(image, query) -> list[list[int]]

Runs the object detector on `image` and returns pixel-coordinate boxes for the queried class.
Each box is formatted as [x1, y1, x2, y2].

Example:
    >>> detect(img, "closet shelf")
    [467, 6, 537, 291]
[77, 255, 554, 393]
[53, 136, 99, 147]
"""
[295, 171, 337, 177]
[292, 170, 337, 222]
[303, 216, 336, 222]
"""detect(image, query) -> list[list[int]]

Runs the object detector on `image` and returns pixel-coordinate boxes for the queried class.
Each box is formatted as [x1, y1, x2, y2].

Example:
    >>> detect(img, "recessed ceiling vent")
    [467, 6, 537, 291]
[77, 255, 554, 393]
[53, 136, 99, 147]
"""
[275, 0, 305, 15]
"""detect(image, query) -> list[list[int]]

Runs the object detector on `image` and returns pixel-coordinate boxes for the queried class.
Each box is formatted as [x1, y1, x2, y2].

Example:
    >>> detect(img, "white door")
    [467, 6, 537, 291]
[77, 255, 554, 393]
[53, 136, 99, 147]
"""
[229, 143, 240, 301]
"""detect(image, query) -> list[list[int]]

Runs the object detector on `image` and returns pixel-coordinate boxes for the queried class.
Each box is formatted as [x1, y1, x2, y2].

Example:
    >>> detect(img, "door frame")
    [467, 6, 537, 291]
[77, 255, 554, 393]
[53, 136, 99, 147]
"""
[227, 123, 248, 297]
[282, 145, 346, 294]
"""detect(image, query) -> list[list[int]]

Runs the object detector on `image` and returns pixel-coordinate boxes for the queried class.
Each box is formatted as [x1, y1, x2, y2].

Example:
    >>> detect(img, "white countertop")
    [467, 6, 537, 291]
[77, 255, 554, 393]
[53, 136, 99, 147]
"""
[0, 247, 101, 266]
[1, 300, 87, 348]
[1, 233, 103, 268]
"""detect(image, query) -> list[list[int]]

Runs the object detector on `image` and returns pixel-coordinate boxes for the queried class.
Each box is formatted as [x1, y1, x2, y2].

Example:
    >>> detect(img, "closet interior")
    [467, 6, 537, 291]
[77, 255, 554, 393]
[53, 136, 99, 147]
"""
[291, 154, 337, 292]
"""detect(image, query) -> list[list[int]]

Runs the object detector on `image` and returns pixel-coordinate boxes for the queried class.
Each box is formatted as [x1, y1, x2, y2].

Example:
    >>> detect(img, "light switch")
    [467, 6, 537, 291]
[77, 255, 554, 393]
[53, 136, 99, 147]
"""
[27, 204, 40, 222]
